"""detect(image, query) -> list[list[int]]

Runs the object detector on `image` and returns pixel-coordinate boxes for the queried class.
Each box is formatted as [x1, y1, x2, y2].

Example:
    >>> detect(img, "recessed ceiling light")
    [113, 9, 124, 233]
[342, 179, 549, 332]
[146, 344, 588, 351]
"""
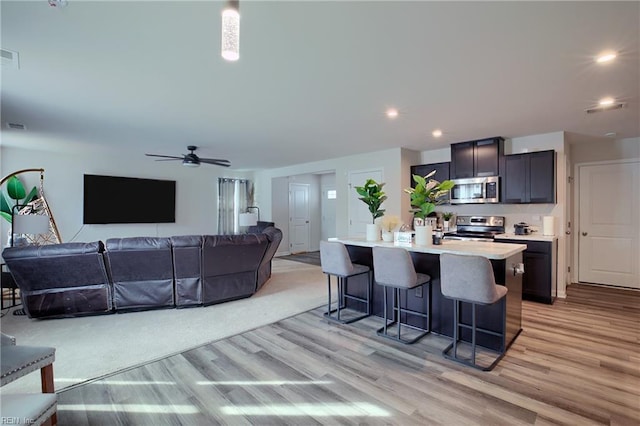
[386, 108, 398, 119]
[599, 97, 615, 106]
[432, 129, 442, 138]
[604, 132, 617, 138]
[596, 51, 617, 63]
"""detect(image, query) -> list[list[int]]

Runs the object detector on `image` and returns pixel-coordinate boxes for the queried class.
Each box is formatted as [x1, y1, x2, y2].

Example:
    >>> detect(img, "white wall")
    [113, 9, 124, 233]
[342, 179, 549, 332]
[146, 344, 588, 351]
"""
[0, 144, 252, 250]
[254, 147, 415, 241]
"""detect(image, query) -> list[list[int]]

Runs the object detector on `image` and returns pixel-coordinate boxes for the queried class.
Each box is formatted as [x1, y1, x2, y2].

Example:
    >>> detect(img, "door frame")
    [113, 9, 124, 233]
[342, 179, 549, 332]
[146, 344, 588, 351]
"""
[573, 158, 640, 287]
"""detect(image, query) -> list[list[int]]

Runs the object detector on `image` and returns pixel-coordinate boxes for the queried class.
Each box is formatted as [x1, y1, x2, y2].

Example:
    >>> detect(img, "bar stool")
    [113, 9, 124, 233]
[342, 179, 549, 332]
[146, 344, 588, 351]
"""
[372, 246, 431, 344]
[320, 241, 372, 324]
[440, 253, 508, 371]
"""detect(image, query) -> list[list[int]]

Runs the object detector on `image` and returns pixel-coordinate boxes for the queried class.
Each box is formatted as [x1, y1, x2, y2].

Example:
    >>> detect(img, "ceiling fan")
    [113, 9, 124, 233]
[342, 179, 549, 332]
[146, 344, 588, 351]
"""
[145, 145, 231, 168]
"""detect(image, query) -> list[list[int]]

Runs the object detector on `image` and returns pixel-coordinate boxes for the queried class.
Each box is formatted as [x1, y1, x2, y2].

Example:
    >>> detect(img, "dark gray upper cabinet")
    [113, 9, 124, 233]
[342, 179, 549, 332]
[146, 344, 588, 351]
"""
[410, 162, 450, 203]
[502, 150, 555, 204]
[410, 162, 450, 187]
[450, 137, 504, 178]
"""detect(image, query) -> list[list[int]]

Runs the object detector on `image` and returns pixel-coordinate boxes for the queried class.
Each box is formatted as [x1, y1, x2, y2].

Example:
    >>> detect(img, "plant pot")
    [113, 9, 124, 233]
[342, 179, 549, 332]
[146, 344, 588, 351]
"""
[381, 231, 394, 242]
[414, 225, 432, 246]
[366, 223, 380, 241]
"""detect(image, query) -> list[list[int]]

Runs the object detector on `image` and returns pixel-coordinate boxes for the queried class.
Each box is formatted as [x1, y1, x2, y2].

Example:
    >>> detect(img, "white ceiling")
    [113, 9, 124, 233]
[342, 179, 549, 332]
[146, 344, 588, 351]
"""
[1, 1, 638, 170]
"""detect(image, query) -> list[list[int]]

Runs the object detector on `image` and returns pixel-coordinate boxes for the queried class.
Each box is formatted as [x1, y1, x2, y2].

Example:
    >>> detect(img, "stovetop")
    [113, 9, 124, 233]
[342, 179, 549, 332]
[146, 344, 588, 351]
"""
[444, 215, 505, 241]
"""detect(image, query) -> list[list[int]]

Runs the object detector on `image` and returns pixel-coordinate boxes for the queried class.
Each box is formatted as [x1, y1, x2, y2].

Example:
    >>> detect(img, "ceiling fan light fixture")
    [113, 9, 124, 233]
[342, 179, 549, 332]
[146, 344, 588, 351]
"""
[221, 0, 240, 61]
[182, 159, 200, 167]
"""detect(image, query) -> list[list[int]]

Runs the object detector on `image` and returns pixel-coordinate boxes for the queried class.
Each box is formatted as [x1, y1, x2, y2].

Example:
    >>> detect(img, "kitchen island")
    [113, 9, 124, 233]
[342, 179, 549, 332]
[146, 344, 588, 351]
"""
[329, 237, 527, 351]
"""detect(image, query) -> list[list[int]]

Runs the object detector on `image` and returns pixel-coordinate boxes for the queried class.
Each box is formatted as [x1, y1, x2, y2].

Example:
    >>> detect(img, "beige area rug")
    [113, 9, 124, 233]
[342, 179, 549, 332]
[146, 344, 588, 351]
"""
[0, 259, 328, 393]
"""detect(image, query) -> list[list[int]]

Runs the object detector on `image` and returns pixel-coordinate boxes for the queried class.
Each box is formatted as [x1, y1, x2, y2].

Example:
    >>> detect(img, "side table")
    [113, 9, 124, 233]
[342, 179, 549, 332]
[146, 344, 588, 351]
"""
[1, 263, 20, 309]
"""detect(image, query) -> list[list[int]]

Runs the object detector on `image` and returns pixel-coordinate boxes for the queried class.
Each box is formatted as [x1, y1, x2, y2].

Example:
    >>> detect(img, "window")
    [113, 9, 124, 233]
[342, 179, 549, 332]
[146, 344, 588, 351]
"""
[327, 190, 336, 199]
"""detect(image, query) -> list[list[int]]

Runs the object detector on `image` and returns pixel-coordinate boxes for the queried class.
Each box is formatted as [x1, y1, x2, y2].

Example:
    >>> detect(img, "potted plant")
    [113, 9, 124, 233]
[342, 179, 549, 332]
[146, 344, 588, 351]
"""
[442, 212, 454, 231]
[1, 176, 38, 246]
[354, 179, 387, 241]
[404, 171, 454, 245]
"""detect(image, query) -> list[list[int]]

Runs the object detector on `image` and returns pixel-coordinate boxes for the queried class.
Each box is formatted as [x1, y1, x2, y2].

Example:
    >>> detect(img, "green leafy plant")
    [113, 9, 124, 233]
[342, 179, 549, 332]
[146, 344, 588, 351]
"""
[404, 171, 454, 219]
[0, 176, 38, 223]
[442, 211, 454, 221]
[355, 179, 387, 223]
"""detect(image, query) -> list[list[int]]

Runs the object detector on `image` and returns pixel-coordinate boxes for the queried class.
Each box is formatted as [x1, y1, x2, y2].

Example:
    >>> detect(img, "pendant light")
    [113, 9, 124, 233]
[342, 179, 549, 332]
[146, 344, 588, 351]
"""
[221, 0, 240, 61]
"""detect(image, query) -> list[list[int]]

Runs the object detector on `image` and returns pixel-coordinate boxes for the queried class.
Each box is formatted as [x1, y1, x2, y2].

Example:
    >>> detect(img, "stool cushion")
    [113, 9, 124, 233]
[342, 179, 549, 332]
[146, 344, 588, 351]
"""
[1, 345, 56, 386]
[373, 246, 429, 289]
[320, 241, 369, 277]
[440, 253, 507, 304]
[1, 393, 57, 426]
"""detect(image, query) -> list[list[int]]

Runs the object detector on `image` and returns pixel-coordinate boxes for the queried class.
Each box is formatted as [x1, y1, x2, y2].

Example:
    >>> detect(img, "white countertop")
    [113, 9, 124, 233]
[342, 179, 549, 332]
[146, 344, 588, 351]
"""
[494, 233, 558, 242]
[330, 237, 526, 260]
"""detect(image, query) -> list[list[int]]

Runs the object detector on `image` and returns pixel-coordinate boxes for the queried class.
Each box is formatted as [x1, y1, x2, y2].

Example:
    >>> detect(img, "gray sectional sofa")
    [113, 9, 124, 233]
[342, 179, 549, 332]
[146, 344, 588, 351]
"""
[1, 227, 282, 319]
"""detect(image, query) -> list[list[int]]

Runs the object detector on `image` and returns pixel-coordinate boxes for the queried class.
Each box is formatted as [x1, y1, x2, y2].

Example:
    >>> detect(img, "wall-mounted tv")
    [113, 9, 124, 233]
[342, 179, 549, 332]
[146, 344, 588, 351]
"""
[83, 174, 176, 224]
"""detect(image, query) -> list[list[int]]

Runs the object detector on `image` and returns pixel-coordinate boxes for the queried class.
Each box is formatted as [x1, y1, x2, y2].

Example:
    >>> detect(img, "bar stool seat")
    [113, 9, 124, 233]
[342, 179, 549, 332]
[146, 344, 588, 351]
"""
[320, 241, 372, 324]
[440, 253, 508, 371]
[372, 246, 431, 344]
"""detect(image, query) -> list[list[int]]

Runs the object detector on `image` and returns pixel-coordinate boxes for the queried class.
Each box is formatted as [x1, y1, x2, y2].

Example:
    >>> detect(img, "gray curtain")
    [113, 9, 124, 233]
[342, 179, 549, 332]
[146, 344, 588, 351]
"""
[217, 178, 249, 235]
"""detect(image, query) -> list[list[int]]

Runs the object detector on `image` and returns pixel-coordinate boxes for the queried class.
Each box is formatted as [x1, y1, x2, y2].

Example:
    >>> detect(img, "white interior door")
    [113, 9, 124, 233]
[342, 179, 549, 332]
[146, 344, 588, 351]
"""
[321, 185, 336, 241]
[578, 161, 639, 288]
[348, 169, 383, 237]
[289, 183, 310, 254]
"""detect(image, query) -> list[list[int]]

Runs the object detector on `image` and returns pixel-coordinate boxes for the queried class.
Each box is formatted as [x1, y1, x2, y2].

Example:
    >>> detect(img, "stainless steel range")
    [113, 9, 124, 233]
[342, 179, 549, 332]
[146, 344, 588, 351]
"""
[444, 215, 505, 242]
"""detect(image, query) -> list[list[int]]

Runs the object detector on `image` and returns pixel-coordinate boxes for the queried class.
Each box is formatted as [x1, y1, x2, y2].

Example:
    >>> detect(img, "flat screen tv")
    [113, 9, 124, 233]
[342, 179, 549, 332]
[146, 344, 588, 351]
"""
[83, 174, 176, 224]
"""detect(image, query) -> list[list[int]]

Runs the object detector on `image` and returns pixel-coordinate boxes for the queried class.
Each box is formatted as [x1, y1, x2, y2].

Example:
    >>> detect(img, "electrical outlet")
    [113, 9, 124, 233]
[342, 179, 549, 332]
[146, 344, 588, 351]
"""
[415, 286, 423, 298]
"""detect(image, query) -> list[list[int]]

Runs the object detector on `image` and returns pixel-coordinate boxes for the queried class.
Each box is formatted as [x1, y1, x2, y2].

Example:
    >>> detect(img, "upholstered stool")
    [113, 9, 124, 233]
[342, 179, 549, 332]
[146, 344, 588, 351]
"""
[440, 253, 508, 371]
[0, 393, 57, 426]
[372, 246, 431, 344]
[320, 241, 372, 324]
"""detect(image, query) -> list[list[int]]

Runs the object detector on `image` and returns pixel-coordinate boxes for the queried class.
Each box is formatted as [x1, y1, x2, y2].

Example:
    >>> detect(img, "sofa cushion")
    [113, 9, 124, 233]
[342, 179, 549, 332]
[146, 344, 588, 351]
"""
[105, 237, 174, 311]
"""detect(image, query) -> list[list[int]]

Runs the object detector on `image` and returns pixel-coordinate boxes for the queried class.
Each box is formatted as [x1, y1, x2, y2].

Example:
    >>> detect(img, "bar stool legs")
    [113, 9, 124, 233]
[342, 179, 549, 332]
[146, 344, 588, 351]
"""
[376, 284, 431, 344]
[324, 270, 372, 324]
[442, 299, 506, 371]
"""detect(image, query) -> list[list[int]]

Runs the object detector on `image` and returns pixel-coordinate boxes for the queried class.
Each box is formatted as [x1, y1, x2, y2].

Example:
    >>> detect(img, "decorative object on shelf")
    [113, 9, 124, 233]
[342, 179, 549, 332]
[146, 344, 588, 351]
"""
[221, 0, 240, 61]
[379, 215, 401, 242]
[355, 179, 387, 241]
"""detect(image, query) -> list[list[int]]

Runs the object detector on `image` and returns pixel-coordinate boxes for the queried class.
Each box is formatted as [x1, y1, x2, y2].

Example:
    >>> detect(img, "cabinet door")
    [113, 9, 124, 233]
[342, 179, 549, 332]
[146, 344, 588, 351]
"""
[502, 153, 528, 203]
[522, 251, 552, 303]
[450, 142, 475, 178]
[528, 150, 555, 203]
[474, 138, 501, 177]
[410, 162, 450, 187]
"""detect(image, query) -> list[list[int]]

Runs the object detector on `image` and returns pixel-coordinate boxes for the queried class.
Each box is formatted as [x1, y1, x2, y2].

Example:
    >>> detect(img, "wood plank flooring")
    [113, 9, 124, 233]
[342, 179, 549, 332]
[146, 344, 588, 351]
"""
[57, 283, 640, 425]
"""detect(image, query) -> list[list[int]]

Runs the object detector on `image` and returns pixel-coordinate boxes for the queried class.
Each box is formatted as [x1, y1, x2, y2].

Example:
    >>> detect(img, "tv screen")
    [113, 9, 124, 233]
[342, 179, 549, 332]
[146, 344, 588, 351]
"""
[83, 174, 176, 224]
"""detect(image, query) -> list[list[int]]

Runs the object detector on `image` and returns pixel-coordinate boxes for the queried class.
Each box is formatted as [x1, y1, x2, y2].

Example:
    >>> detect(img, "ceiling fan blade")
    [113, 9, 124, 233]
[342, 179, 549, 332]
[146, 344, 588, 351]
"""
[145, 153, 183, 160]
[200, 158, 231, 164]
[200, 158, 231, 167]
[155, 158, 182, 161]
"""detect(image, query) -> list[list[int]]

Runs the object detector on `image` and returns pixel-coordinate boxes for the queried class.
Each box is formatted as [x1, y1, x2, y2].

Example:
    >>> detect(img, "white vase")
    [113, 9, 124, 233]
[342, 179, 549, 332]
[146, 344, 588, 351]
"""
[382, 231, 394, 242]
[366, 223, 380, 241]
[414, 225, 432, 246]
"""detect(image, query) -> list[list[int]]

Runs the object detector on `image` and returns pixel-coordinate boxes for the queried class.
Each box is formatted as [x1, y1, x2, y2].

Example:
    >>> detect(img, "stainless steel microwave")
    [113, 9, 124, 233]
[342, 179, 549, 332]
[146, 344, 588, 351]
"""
[450, 176, 500, 204]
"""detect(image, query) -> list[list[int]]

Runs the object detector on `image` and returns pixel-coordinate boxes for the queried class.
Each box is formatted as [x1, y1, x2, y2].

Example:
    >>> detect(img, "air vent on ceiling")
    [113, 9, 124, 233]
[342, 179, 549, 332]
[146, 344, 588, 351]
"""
[585, 102, 626, 114]
[1, 49, 20, 69]
[6, 123, 26, 130]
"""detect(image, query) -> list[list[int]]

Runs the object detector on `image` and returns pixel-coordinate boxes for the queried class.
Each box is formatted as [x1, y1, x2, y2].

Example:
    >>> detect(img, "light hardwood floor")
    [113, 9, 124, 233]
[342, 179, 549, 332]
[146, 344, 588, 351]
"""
[57, 284, 639, 425]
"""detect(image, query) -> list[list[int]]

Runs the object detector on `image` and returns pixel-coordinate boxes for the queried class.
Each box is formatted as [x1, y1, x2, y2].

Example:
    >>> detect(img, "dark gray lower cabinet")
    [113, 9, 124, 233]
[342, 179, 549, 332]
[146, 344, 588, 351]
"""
[496, 239, 557, 304]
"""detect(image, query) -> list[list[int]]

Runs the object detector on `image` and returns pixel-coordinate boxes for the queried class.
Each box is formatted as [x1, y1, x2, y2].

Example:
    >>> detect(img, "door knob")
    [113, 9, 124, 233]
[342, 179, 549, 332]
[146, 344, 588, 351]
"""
[565, 230, 571, 235]
[582, 231, 588, 236]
